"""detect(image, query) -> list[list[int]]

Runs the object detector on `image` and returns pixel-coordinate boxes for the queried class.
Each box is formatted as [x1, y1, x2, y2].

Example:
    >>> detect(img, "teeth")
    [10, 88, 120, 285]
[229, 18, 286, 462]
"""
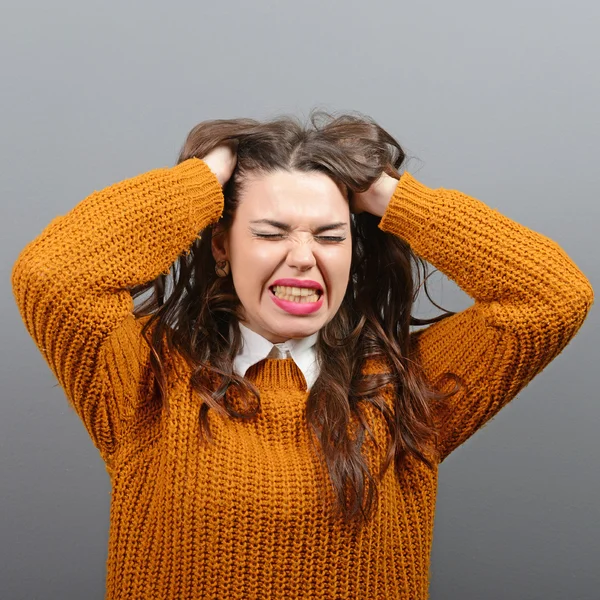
[275, 293, 319, 303]
[272, 285, 321, 297]
[271, 285, 321, 303]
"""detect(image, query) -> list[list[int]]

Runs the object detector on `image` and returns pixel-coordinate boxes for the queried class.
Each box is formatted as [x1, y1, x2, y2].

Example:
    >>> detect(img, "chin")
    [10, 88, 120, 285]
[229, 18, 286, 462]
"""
[269, 319, 323, 339]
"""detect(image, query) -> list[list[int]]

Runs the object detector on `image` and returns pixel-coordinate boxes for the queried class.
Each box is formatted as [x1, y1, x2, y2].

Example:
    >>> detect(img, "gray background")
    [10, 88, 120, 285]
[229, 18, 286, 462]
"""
[1, 0, 598, 598]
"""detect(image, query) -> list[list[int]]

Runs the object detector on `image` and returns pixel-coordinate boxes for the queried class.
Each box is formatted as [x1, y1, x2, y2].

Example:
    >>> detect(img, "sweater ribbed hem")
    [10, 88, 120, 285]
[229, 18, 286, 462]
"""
[378, 171, 441, 242]
[246, 358, 308, 391]
[171, 158, 225, 227]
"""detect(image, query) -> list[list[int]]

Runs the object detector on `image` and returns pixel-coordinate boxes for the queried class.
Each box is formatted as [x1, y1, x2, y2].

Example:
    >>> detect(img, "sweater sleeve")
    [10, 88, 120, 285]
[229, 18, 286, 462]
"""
[378, 172, 594, 463]
[11, 158, 224, 462]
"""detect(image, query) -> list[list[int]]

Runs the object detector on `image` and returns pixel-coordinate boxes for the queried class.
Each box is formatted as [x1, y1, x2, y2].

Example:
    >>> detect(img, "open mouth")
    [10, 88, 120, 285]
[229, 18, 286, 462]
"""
[269, 286, 324, 303]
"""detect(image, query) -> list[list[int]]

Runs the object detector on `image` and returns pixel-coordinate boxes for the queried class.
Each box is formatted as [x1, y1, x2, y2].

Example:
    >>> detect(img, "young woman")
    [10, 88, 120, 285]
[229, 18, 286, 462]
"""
[12, 111, 593, 599]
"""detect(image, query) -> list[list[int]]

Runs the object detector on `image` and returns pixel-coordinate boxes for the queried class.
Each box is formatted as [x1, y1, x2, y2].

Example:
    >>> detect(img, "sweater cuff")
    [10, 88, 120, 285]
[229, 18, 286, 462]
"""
[378, 171, 441, 242]
[171, 158, 225, 225]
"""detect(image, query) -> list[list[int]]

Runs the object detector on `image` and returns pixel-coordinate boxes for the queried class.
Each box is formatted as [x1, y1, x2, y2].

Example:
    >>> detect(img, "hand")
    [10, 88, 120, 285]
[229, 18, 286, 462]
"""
[201, 142, 238, 187]
[351, 172, 399, 218]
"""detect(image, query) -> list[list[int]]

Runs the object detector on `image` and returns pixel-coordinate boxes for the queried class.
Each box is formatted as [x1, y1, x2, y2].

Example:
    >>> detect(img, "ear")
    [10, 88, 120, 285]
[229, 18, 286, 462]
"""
[211, 223, 229, 263]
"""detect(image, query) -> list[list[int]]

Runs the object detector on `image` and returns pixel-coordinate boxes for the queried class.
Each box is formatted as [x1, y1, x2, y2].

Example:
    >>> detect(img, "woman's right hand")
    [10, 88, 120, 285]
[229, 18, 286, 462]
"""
[201, 142, 238, 187]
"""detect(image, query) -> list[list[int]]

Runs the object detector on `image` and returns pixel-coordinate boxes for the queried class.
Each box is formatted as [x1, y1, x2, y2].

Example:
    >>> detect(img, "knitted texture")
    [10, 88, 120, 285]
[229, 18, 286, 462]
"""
[12, 159, 594, 599]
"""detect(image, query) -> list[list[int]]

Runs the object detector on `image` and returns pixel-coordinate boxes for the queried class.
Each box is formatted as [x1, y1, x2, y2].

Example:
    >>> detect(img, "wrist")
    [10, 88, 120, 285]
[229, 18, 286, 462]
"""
[372, 174, 400, 217]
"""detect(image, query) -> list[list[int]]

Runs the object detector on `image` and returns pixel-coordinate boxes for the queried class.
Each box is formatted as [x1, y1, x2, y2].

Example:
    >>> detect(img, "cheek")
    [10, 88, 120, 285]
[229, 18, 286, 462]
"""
[230, 245, 277, 296]
[323, 247, 352, 291]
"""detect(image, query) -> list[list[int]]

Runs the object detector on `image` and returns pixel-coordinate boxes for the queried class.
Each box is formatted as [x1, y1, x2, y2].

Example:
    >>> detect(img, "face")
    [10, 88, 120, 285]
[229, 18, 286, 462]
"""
[212, 170, 352, 343]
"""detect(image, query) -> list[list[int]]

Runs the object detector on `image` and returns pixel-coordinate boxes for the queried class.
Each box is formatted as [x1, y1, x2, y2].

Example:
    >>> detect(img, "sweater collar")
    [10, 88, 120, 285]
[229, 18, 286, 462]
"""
[232, 322, 319, 390]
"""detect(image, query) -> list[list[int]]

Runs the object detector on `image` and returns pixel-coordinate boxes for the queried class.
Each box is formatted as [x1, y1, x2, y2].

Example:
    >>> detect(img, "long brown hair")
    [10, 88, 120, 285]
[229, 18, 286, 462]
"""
[129, 110, 462, 527]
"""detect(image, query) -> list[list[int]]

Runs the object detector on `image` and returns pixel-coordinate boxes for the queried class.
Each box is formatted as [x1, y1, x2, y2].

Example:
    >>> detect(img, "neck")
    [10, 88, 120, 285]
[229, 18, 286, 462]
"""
[238, 320, 314, 344]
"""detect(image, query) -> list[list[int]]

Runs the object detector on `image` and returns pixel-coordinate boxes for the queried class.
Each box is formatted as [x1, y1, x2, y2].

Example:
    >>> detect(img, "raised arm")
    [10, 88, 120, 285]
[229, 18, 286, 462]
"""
[11, 158, 224, 461]
[377, 172, 594, 463]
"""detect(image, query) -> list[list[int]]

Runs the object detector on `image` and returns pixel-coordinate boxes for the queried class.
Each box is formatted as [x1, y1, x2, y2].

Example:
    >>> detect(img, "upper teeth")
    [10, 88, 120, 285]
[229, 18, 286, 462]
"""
[273, 285, 320, 296]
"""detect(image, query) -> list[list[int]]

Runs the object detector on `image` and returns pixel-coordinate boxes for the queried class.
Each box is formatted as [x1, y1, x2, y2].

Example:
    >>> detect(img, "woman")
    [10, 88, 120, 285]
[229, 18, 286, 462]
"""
[11, 111, 593, 599]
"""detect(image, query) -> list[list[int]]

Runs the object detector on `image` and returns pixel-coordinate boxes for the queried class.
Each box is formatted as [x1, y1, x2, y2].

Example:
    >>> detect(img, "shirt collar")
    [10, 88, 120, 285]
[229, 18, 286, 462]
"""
[232, 322, 319, 390]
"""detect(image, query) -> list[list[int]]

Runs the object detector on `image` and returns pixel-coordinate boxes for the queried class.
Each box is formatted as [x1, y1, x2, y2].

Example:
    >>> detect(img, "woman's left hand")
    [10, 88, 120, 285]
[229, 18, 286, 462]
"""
[350, 172, 399, 217]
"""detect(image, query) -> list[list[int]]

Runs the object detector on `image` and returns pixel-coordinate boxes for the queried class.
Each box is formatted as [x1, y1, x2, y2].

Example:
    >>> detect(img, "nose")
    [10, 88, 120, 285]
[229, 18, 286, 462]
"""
[286, 239, 317, 271]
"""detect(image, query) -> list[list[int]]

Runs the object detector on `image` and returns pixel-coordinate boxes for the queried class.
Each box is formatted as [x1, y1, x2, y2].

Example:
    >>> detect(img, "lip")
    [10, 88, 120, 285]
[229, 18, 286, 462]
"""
[270, 278, 324, 292]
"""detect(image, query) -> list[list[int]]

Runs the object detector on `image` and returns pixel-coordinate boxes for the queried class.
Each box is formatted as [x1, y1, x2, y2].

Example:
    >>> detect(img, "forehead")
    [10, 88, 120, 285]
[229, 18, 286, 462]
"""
[236, 170, 349, 222]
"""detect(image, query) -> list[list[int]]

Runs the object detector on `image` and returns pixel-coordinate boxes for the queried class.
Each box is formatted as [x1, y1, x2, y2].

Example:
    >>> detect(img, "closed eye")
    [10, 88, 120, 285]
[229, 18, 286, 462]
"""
[253, 233, 346, 242]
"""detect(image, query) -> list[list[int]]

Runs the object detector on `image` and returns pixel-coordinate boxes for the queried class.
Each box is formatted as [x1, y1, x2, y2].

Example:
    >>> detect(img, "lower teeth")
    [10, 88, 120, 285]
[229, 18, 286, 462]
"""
[273, 292, 319, 303]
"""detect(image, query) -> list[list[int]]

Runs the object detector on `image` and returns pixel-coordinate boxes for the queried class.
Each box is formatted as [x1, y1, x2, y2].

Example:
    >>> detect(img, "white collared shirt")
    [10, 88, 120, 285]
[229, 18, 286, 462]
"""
[232, 322, 320, 390]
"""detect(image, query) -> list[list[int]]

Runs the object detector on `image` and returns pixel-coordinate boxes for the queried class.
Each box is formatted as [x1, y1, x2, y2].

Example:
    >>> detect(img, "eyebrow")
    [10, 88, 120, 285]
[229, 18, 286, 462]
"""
[249, 219, 348, 234]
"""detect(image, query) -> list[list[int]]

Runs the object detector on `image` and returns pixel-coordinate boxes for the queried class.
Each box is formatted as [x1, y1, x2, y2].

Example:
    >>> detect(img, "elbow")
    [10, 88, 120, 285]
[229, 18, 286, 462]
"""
[565, 272, 594, 328]
[534, 262, 594, 334]
[531, 280, 594, 354]
[578, 276, 594, 316]
[11, 247, 57, 315]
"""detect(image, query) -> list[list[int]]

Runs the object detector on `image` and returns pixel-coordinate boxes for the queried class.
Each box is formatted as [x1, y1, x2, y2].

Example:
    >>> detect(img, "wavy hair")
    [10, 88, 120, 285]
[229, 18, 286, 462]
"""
[129, 110, 462, 527]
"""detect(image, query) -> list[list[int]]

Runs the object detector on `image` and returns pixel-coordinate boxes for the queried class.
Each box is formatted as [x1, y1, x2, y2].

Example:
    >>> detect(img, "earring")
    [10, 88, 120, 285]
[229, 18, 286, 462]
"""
[215, 259, 230, 277]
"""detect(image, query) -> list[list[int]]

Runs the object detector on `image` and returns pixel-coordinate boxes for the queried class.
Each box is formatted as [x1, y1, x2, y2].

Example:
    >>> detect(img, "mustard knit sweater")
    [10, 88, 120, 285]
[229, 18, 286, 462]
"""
[11, 159, 594, 599]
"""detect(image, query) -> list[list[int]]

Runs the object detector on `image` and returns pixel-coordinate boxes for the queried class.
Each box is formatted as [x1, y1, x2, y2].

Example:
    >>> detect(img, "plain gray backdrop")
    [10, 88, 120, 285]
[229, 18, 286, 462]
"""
[2, 0, 598, 598]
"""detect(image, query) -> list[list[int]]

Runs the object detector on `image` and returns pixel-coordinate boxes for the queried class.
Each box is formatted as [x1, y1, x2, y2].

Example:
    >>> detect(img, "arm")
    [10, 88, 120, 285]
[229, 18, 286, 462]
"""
[377, 172, 594, 463]
[11, 158, 224, 462]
